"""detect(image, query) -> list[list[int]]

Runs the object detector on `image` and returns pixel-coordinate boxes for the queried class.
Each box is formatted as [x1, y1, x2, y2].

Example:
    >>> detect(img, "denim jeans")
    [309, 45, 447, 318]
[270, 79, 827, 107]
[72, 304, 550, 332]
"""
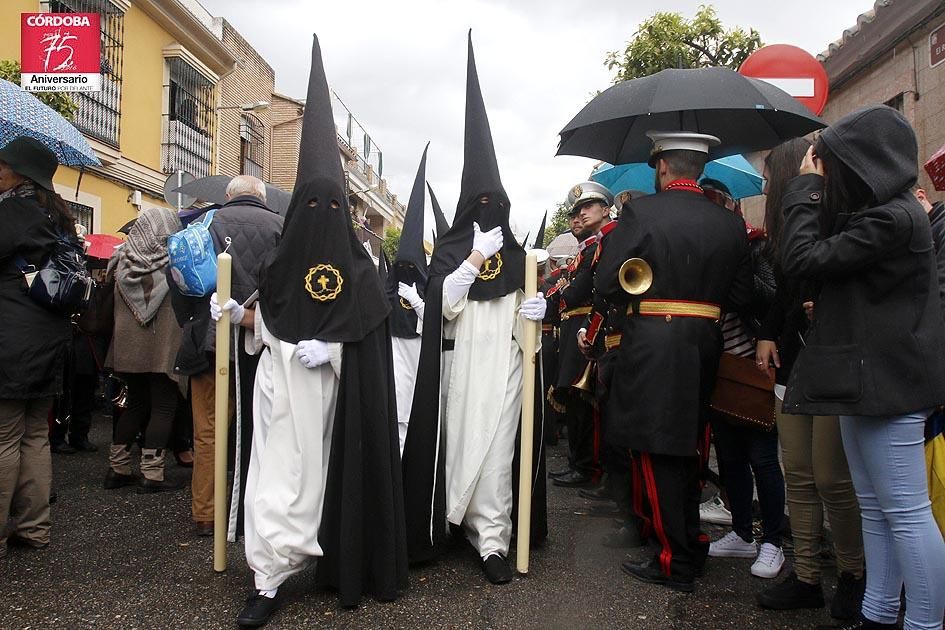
[712, 418, 785, 546]
[840, 411, 945, 630]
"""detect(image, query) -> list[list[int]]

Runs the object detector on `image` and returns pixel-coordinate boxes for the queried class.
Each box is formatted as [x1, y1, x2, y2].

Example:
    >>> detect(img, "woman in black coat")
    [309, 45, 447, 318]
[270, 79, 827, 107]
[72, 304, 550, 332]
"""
[0, 137, 76, 557]
[780, 105, 945, 630]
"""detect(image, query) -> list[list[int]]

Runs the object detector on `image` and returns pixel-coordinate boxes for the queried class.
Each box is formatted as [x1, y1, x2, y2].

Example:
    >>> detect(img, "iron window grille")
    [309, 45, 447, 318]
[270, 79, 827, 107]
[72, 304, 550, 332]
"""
[162, 58, 214, 178]
[240, 114, 263, 178]
[48, 0, 124, 147]
[67, 200, 94, 233]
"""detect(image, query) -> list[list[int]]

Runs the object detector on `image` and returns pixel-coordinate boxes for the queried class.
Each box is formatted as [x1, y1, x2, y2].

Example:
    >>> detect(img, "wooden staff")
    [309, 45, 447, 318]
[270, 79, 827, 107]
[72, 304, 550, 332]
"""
[516, 252, 539, 575]
[214, 252, 232, 573]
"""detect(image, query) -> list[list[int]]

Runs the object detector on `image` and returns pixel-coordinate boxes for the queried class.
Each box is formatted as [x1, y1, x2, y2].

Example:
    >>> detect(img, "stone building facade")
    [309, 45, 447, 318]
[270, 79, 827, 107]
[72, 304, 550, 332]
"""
[819, 0, 945, 196]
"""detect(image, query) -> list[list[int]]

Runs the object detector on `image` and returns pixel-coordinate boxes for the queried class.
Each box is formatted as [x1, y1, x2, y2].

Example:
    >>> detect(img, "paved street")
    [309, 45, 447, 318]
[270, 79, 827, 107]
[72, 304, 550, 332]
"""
[1, 416, 841, 629]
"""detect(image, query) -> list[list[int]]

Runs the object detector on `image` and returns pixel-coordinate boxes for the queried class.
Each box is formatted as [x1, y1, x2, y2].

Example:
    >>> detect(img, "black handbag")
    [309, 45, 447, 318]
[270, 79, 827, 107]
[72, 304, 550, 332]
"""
[15, 233, 93, 315]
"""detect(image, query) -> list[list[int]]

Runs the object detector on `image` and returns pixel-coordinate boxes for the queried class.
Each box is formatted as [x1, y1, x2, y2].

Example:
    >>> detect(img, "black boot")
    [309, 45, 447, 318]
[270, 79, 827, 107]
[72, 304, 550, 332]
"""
[103, 469, 137, 490]
[482, 554, 513, 584]
[236, 591, 279, 627]
[621, 558, 694, 593]
[817, 613, 898, 629]
[757, 572, 825, 610]
[831, 571, 866, 620]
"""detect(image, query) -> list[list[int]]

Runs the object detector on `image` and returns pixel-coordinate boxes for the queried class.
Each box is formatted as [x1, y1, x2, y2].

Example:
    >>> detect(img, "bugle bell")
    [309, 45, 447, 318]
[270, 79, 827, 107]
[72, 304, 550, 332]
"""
[618, 257, 653, 295]
[573, 361, 594, 393]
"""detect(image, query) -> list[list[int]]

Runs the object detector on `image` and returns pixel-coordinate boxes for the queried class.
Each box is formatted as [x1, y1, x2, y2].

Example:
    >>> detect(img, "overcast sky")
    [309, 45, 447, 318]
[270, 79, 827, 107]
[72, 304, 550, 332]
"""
[198, 0, 871, 238]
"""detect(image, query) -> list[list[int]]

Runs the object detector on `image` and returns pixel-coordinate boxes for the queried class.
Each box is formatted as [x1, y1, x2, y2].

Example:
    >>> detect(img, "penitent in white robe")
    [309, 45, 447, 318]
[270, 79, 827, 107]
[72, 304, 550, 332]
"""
[441, 284, 534, 559]
[242, 308, 342, 591]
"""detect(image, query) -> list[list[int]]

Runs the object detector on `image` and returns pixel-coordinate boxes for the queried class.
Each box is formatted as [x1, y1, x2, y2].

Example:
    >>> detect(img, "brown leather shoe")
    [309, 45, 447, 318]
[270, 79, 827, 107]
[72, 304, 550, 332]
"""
[194, 521, 213, 537]
[174, 450, 194, 468]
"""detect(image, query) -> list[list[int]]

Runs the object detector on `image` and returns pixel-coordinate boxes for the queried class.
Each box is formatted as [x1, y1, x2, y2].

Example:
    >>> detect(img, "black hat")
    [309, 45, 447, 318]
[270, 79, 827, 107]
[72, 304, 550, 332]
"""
[427, 182, 450, 244]
[533, 210, 547, 248]
[258, 34, 389, 343]
[388, 143, 430, 338]
[427, 31, 524, 300]
[0, 136, 58, 191]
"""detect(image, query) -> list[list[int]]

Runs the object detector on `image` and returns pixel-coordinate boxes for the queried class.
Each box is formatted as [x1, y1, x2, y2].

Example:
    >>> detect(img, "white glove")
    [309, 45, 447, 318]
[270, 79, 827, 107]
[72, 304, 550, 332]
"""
[210, 292, 245, 324]
[295, 339, 330, 369]
[397, 282, 423, 310]
[519, 292, 547, 321]
[472, 221, 504, 260]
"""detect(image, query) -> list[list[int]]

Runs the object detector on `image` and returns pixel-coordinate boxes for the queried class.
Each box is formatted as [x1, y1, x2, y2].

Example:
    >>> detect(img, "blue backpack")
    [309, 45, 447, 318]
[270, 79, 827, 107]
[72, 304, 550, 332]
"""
[168, 209, 217, 297]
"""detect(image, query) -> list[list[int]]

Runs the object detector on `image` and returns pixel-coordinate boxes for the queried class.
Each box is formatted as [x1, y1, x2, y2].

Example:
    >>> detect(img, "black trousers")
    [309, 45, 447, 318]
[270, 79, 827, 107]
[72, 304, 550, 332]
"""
[562, 392, 596, 475]
[113, 372, 178, 449]
[632, 451, 708, 581]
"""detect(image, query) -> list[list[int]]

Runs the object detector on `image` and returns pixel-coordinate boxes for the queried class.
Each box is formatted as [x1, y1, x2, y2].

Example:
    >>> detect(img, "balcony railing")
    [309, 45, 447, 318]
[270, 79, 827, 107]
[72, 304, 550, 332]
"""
[162, 120, 212, 178]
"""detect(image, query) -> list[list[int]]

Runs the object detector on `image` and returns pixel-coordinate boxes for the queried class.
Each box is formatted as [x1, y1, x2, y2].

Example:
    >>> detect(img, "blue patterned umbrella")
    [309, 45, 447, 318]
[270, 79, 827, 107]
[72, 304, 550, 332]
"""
[0, 79, 101, 167]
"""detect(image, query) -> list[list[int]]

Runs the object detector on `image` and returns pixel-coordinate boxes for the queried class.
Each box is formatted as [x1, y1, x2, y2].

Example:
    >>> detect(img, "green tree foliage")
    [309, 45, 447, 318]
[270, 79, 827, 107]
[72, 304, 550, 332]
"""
[605, 5, 763, 83]
[0, 60, 79, 121]
[542, 200, 571, 247]
[382, 226, 401, 261]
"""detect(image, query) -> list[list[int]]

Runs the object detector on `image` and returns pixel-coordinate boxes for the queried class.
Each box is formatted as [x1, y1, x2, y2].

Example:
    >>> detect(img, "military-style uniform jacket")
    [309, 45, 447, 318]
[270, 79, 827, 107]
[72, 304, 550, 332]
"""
[594, 182, 752, 457]
[551, 234, 599, 390]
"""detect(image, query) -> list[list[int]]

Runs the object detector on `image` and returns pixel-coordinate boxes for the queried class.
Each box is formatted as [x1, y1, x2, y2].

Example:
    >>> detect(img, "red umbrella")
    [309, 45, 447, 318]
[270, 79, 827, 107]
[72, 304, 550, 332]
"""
[85, 233, 123, 260]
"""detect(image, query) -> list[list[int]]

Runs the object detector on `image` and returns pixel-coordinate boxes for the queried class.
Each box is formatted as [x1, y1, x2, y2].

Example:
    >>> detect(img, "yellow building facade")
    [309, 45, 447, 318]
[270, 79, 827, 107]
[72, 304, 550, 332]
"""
[0, 0, 234, 234]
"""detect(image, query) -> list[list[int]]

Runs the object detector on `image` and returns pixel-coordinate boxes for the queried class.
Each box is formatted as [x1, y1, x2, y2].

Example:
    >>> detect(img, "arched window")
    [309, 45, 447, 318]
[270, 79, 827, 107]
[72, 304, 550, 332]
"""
[240, 114, 264, 178]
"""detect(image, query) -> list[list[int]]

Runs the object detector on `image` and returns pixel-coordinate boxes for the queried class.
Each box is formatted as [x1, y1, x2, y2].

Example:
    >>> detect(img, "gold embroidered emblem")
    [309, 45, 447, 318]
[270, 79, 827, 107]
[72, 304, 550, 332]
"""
[304, 264, 343, 302]
[478, 252, 503, 281]
[570, 184, 583, 199]
[399, 297, 413, 310]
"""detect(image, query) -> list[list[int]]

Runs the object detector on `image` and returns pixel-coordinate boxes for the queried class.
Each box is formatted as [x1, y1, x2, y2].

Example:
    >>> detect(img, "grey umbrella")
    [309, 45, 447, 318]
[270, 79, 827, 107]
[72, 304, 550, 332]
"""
[557, 67, 826, 164]
[173, 175, 292, 215]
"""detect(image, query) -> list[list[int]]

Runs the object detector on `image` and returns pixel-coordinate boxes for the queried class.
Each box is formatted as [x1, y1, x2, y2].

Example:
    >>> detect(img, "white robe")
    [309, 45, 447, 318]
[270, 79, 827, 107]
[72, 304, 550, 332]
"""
[392, 314, 423, 456]
[242, 308, 342, 591]
[441, 284, 533, 559]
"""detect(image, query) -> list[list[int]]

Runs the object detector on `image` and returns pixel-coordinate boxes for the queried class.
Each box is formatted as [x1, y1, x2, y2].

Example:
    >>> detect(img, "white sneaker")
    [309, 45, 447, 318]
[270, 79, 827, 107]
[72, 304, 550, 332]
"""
[708, 530, 757, 558]
[750, 543, 785, 578]
[699, 495, 733, 525]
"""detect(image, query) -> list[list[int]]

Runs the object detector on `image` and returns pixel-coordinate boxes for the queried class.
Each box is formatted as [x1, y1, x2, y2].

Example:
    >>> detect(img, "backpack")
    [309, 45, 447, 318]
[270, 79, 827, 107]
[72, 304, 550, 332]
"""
[15, 231, 93, 315]
[167, 209, 218, 297]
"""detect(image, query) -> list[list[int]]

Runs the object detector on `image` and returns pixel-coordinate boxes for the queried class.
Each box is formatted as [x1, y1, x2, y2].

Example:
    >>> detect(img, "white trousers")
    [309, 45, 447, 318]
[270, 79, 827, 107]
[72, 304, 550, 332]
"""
[391, 335, 421, 456]
[461, 351, 523, 559]
[243, 340, 337, 590]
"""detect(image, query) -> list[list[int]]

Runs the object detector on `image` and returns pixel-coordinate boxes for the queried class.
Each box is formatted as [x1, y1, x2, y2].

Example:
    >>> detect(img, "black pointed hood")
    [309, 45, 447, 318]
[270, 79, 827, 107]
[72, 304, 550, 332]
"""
[388, 144, 430, 338]
[427, 182, 450, 242]
[259, 34, 389, 343]
[534, 211, 547, 248]
[427, 31, 525, 300]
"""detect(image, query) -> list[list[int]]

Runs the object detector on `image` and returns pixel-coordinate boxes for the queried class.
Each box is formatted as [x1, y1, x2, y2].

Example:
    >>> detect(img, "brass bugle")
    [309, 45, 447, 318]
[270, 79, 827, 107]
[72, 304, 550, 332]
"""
[573, 361, 594, 392]
[618, 257, 653, 295]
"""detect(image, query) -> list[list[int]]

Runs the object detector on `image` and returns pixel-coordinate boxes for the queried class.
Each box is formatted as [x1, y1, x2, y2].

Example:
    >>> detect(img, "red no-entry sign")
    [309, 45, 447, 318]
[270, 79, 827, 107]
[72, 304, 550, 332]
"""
[739, 44, 829, 116]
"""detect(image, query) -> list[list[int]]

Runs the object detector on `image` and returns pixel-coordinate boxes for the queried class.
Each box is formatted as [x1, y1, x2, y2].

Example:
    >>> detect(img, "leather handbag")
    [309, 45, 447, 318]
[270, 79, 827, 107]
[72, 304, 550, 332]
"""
[710, 352, 776, 430]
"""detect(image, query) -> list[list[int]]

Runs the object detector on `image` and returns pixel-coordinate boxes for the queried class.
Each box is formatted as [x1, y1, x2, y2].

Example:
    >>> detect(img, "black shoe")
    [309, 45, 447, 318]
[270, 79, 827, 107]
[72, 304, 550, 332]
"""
[601, 525, 645, 549]
[553, 470, 593, 487]
[237, 591, 279, 627]
[621, 558, 694, 593]
[50, 441, 76, 455]
[579, 484, 612, 501]
[136, 478, 185, 494]
[482, 554, 513, 584]
[831, 571, 865, 620]
[6, 534, 48, 549]
[103, 469, 137, 490]
[69, 438, 98, 452]
[549, 467, 574, 480]
[757, 572, 825, 610]
[194, 521, 214, 537]
[817, 613, 898, 629]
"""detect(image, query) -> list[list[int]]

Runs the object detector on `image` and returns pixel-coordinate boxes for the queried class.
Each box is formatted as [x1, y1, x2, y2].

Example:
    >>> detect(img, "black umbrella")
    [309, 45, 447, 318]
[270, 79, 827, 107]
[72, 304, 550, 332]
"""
[557, 67, 826, 164]
[117, 218, 136, 234]
[172, 175, 292, 215]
